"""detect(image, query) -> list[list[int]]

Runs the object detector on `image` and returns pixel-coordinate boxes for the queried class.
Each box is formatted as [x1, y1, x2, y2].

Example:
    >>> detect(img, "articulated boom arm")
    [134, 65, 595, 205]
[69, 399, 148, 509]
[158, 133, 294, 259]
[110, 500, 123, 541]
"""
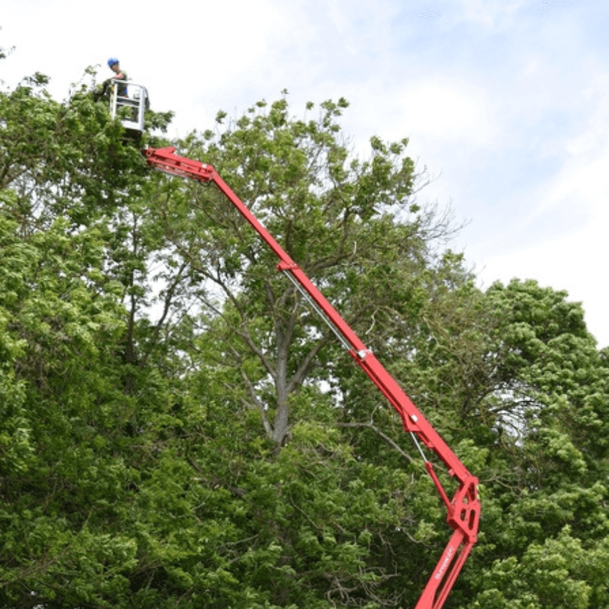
[143, 146, 480, 609]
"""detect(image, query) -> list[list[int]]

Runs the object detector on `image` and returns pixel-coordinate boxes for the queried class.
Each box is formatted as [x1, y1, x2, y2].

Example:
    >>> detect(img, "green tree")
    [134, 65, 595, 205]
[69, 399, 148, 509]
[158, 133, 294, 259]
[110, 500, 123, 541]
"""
[3, 53, 609, 609]
[139, 94, 490, 606]
[0, 66, 178, 608]
[150, 95, 459, 450]
[446, 280, 609, 609]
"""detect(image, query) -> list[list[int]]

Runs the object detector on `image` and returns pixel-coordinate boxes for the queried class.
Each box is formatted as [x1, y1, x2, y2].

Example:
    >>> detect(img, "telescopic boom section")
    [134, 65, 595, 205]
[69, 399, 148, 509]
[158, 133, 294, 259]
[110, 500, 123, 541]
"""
[143, 146, 480, 609]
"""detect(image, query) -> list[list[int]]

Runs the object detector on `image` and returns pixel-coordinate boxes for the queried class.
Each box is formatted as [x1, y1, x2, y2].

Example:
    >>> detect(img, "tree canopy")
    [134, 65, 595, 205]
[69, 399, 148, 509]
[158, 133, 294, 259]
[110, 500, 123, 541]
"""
[1, 61, 608, 609]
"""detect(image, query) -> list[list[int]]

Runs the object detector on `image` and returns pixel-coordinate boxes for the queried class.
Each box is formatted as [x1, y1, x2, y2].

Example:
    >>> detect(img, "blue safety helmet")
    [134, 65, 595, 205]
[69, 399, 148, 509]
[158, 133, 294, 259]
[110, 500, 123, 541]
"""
[107, 57, 119, 67]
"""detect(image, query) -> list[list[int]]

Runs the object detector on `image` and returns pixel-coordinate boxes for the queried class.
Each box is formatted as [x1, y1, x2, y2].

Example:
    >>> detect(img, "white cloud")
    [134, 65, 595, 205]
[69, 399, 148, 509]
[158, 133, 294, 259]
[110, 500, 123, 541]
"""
[478, 219, 609, 346]
[438, 0, 528, 28]
[396, 79, 498, 146]
[476, 69, 609, 345]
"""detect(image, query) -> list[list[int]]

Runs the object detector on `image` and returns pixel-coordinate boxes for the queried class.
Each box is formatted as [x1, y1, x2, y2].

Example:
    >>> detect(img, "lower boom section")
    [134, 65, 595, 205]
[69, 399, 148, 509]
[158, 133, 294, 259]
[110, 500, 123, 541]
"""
[415, 531, 474, 609]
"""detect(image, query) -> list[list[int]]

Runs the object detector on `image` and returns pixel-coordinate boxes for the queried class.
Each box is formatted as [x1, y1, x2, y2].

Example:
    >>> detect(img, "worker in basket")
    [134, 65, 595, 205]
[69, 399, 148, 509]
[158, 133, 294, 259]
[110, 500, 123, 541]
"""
[95, 57, 128, 100]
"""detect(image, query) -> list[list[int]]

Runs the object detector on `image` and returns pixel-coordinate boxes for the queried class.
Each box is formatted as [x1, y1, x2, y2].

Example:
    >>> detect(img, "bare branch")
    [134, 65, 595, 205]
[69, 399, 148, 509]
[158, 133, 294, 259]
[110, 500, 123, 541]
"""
[337, 422, 415, 464]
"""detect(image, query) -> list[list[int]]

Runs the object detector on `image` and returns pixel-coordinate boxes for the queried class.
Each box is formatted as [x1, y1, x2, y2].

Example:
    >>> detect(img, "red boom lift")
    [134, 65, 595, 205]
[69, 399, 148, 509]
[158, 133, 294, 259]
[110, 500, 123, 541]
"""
[143, 146, 480, 609]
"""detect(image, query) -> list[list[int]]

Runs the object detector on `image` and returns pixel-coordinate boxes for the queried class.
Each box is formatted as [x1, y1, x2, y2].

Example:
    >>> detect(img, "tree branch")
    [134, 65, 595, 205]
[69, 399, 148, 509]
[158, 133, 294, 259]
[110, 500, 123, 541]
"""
[336, 422, 415, 464]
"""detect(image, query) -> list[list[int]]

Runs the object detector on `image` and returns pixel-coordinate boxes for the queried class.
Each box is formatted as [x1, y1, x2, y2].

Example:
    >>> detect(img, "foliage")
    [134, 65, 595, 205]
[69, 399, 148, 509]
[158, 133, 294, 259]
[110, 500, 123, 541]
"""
[1, 57, 608, 609]
[150, 94, 458, 448]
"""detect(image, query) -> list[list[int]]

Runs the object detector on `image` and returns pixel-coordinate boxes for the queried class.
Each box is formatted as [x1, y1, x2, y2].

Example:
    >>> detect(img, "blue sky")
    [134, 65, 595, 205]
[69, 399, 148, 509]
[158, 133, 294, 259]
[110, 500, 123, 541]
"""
[2, 0, 608, 346]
